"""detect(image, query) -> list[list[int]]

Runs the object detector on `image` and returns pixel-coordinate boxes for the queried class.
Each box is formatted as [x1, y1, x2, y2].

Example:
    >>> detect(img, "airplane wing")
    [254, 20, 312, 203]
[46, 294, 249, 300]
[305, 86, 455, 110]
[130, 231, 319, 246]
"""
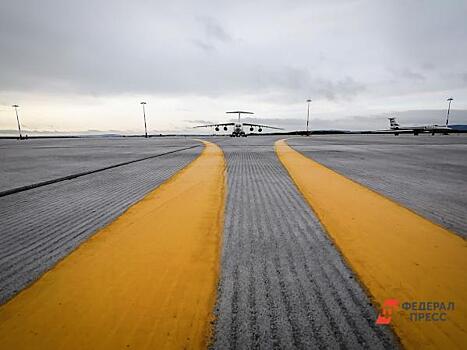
[193, 123, 235, 128]
[243, 123, 284, 130]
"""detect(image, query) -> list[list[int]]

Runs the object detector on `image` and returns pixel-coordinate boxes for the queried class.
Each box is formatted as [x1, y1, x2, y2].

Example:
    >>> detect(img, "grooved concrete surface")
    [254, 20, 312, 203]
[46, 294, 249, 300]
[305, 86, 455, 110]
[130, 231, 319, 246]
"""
[212, 136, 398, 349]
[0, 142, 202, 303]
[0, 137, 198, 192]
[288, 135, 467, 238]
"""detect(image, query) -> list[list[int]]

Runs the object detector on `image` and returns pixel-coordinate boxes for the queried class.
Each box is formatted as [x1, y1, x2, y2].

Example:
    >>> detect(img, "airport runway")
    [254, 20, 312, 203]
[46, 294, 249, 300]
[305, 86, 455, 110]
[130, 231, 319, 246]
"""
[0, 135, 466, 349]
[0, 137, 198, 192]
[277, 137, 466, 349]
[288, 134, 467, 237]
[0, 141, 224, 350]
[0, 139, 202, 303]
[211, 136, 397, 349]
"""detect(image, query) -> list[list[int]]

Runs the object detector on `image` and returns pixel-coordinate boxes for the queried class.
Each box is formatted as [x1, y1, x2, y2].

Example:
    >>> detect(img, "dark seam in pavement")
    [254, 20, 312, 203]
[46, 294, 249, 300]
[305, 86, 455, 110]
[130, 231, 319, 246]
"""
[0, 144, 202, 198]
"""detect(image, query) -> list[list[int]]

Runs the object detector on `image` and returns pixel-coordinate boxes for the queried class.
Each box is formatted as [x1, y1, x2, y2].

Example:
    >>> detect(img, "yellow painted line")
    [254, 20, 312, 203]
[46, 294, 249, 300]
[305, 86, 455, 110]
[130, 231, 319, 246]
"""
[0, 141, 225, 349]
[275, 139, 467, 350]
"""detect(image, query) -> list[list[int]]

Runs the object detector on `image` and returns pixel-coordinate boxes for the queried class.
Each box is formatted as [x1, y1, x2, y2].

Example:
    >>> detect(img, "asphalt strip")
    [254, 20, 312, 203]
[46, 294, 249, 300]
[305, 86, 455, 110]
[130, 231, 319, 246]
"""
[0, 141, 225, 349]
[275, 139, 467, 349]
[0, 144, 201, 198]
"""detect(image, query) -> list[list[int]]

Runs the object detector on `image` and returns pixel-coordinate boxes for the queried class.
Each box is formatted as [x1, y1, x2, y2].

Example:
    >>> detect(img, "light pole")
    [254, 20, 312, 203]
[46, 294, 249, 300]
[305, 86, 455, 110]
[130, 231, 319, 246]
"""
[445, 98, 453, 126]
[12, 104, 23, 140]
[140, 102, 148, 138]
[306, 99, 312, 136]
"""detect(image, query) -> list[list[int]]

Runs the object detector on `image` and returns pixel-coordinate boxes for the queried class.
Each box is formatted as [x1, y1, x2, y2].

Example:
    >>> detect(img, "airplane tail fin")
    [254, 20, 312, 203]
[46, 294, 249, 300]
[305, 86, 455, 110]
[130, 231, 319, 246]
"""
[388, 117, 400, 129]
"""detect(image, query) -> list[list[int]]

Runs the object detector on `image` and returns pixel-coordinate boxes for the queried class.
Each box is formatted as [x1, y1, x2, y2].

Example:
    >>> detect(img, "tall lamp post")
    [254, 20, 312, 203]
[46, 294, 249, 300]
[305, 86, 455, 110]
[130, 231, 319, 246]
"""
[12, 104, 23, 140]
[140, 102, 148, 138]
[306, 99, 312, 136]
[445, 98, 453, 126]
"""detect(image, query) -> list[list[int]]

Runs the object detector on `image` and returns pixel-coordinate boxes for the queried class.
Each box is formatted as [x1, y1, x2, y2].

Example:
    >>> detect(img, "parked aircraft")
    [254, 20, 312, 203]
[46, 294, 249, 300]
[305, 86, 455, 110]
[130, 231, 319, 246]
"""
[387, 117, 452, 135]
[194, 111, 283, 137]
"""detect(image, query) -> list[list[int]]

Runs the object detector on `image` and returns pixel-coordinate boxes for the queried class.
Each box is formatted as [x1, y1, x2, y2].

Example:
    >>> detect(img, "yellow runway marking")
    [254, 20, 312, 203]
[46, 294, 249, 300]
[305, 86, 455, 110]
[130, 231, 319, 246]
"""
[276, 139, 467, 350]
[0, 141, 225, 349]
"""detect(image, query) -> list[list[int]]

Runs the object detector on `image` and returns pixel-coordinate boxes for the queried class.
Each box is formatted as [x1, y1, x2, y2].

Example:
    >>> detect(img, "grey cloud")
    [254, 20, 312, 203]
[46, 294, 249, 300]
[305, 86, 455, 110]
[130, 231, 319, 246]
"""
[421, 62, 435, 71]
[390, 68, 426, 82]
[316, 77, 366, 101]
[192, 16, 233, 52]
[192, 39, 216, 52]
[246, 66, 366, 102]
[197, 16, 233, 43]
[0, 0, 466, 110]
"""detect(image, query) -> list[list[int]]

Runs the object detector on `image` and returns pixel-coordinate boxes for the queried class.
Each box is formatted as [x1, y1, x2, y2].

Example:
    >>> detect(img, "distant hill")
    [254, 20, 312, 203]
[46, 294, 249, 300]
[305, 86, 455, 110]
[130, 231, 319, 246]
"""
[449, 125, 467, 131]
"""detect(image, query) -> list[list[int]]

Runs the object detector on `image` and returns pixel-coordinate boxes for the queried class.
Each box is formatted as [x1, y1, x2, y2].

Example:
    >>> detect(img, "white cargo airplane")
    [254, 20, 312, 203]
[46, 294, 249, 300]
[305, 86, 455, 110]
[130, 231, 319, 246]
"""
[387, 117, 452, 135]
[194, 111, 283, 137]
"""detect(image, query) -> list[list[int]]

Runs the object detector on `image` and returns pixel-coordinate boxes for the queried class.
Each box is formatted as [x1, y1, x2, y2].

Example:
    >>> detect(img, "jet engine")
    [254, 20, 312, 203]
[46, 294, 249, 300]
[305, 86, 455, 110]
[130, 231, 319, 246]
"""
[224, 126, 228, 131]
[258, 128, 262, 132]
[215, 127, 219, 131]
[250, 127, 254, 131]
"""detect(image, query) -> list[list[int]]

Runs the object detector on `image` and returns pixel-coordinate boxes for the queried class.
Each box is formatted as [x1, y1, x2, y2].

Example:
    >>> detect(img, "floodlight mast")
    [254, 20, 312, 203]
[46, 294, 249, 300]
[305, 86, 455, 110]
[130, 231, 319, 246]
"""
[306, 99, 312, 136]
[12, 104, 22, 140]
[446, 98, 453, 126]
[140, 102, 148, 138]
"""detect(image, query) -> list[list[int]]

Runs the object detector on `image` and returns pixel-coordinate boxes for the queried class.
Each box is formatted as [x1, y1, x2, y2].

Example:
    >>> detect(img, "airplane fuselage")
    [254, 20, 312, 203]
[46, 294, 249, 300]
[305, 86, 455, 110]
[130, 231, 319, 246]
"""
[391, 125, 451, 135]
[231, 123, 246, 137]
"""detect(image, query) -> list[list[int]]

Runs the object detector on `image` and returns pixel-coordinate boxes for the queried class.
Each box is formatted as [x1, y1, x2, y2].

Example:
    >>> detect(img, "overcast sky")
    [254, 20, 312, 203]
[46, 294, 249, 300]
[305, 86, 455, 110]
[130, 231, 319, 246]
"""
[1, 0, 466, 134]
